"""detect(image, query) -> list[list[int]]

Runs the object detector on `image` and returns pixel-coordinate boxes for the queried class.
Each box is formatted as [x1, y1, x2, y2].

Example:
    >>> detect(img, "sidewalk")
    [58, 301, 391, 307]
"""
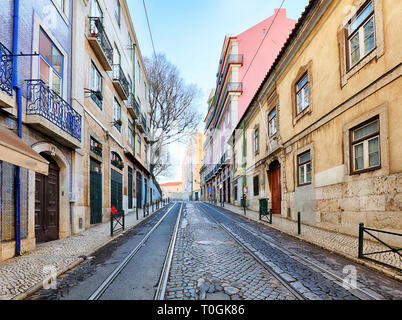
[206, 202, 402, 281]
[0, 206, 166, 300]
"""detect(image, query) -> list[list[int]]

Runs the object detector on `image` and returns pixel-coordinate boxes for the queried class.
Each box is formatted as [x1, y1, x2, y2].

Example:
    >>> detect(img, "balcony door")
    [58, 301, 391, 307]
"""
[91, 0, 103, 18]
[39, 28, 63, 96]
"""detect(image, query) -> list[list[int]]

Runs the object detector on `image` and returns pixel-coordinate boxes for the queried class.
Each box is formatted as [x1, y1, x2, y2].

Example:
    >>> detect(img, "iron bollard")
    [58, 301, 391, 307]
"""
[358, 222, 364, 258]
[136, 206, 138, 220]
[269, 208, 273, 224]
[297, 212, 301, 235]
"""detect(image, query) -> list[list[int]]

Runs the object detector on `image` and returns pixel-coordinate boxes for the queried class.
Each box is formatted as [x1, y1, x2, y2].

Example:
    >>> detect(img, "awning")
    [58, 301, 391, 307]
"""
[0, 126, 49, 175]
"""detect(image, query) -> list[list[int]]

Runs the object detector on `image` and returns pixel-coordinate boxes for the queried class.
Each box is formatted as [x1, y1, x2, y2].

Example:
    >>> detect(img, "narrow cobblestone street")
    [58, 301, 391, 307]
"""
[165, 203, 296, 300]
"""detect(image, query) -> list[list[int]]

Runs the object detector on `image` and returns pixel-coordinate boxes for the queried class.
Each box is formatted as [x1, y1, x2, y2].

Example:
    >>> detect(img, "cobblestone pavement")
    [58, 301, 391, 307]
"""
[165, 203, 297, 300]
[218, 202, 402, 275]
[200, 202, 402, 300]
[0, 206, 165, 300]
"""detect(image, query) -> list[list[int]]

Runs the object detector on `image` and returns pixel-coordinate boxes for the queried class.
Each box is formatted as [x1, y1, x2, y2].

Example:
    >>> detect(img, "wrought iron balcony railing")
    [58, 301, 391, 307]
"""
[127, 93, 140, 118]
[88, 17, 113, 68]
[0, 43, 13, 96]
[112, 64, 130, 99]
[26, 79, 82, 142]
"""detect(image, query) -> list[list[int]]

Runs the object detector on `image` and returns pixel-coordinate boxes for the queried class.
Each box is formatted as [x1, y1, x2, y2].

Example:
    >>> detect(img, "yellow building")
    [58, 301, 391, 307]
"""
[181, 133, 204, 201]
[232, 0, 402, 243]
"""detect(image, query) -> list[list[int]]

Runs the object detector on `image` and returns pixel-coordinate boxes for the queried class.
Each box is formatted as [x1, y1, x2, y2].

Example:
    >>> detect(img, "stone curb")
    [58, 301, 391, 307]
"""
[10, 204, 169, 300]
[206, 202, 402, 283]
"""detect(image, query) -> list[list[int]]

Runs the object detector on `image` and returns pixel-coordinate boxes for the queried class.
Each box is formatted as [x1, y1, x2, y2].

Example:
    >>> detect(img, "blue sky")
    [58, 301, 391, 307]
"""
[127, 0, 310, 182]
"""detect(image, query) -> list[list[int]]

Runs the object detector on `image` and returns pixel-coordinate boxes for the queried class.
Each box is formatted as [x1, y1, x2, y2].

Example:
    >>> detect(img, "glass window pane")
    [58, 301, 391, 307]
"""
[39, 30, 52, 63]
[350, 33, 360, 65]
[52, 45, 63, 75]
[354, 120, 379, 140]
[350, 2, 374, 33]
[299, 152, 310, 164]
[304, 85, 309, 107]
[369, 137, 380, 167]
[269, 108, 276, 120]
[297, 92, 303, 113]
[354, 143, 364, 170]
[364, 17, 375, 54]
[299, 166, 305, 184]
[52, 71, 61, 95]
[297, 74, 308, 90]
[39, 58, 50, 83]
[306, 163, 311, 182]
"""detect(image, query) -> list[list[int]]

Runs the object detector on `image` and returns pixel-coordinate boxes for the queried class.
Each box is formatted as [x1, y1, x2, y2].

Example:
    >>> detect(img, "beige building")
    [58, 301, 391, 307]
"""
[72, 0, 151, 231]
[160, 182, 185, 200]
[181, 133, 204, 201]
[231, 0, 402, 246]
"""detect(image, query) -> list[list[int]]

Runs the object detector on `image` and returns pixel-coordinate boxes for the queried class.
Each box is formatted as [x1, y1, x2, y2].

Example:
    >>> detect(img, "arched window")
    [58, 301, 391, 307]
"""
[111, 152, 124, 170]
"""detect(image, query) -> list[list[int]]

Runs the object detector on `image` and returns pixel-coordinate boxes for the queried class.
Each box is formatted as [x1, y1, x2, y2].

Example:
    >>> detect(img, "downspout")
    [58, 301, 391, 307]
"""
[12, 0, 22, 256]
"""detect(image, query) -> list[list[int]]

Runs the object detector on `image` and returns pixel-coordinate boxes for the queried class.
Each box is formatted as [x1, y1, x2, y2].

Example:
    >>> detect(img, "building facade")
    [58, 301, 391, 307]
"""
[72, 0, 152, 232]
[231, 0, 402, 244]
[202, 9, 296, 206]
[0, 0, 153, 262]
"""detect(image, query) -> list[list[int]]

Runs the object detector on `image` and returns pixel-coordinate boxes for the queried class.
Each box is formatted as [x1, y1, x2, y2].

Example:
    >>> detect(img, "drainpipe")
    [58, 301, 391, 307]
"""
[12, 0, 22, 256]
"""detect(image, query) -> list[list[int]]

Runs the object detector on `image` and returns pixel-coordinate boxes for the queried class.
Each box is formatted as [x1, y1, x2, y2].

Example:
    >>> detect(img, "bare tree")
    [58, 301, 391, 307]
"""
[145, 54, 201, 177]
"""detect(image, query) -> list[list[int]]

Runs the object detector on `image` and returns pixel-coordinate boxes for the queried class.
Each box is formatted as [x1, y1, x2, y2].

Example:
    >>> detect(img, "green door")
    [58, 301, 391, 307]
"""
[111, 169, 123, 212]
[90, 159, 102, 224]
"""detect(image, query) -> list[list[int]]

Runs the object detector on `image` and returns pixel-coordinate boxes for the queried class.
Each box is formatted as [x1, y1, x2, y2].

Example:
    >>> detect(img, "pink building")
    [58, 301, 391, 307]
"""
[202, 9, 296, 203]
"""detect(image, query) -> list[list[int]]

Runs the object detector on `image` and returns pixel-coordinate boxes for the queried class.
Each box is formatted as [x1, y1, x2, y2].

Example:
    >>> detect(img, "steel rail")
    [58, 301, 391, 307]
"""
[87, 202, 179, 300]
[196, 203, 306, 300]
[154, 202, 184, 300]
[201, 202, 383, 300]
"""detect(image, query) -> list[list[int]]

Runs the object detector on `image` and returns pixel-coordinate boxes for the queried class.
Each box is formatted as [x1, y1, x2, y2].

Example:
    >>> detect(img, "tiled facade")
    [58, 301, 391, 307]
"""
[0, 0, 157, 262]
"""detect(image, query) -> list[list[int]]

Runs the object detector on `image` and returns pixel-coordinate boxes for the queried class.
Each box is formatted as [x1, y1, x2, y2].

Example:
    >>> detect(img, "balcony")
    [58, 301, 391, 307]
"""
[87, 17, 113, 71]
[126, 93, 140, 119]
[136, 113, 148, 134]
[25, 80, 82, 148]
[207, 82, 243, 130]
[112, 64, 130, 100]
[0, 43, 15, 108]
[216, 54, 244, 85]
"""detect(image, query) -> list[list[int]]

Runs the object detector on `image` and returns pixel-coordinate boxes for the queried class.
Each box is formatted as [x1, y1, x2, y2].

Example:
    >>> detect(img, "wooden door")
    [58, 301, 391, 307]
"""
[269, 161, 282, 215]
[35, 154, 59, 243]
[90, 159, 102, 224]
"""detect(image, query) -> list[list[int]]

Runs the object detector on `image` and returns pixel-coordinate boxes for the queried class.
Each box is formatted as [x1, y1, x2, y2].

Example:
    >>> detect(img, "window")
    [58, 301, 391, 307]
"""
[115, 0, 121, 26]
[144, 145, 148, 165]
[53, 0, 65, 12]
[113, 98, 122, 132]
[144, 82, 147, 100]
[39, 28, 63, 95]
[269, 108, 277, 137]
[91, 62, 102, 109]
[137, 135, 142, 157]
[296, 73, 309, 114]
[137, 61, 141, 83]
[254, 128, 259, 153]
[253, 175, 259, 196]
[298, 151, 312, 186]
[91, 0, 103, 17]
[128, 33, 133, 61]
[350, 117, 380, 173]
[128, 119, 134, 149]
[347, 1, 375, 69]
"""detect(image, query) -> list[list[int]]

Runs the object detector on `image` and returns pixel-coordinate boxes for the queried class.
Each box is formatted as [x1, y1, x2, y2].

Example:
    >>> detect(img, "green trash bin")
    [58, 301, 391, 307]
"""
[259, 198, 268, 220]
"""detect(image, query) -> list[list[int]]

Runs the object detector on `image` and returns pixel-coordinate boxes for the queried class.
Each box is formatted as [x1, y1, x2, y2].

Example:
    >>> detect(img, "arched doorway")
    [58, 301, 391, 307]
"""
[35, 153, 60, 243]
[268, 160, 282, 215]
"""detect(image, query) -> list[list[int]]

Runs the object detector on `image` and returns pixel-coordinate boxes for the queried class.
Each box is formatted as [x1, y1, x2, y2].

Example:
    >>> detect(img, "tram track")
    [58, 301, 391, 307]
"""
[196, 203, 306, 300]
[87, 202, 182, 300]
[198, 202, 383, 300]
